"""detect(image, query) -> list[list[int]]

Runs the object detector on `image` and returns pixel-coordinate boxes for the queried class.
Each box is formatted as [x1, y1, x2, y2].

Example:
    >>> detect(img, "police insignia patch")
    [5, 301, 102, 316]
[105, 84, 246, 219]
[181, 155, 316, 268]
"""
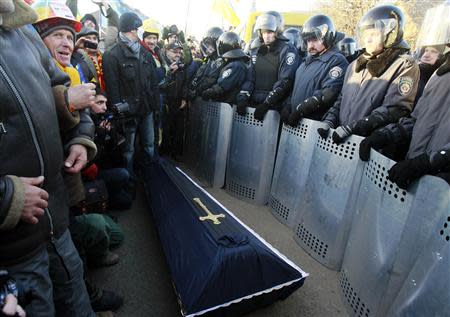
[329, 66, 343, 79]
[222, 69, 232, 79]
[286, 52, 296, 65]
[398, 76, 414, 96]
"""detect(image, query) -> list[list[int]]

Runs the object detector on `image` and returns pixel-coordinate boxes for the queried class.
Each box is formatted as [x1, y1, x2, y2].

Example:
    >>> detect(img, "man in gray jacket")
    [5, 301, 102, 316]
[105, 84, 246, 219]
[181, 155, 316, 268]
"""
[359, 1, 450, 190]
[0, 1, 95, 316]
[318, 5, 419, 144]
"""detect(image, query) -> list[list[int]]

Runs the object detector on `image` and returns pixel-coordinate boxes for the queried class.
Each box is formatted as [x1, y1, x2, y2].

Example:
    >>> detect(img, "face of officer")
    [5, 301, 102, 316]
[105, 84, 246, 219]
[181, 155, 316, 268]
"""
[92, 94, 107, 114]
[43, 29, 74, 67]
[166, 48, 182, 63]
[307, 38, 326, 56]
[144, 34, 159, 50]
[362, 28, 384, 56]
[420, 46, 440, 65]
[261, 30, 276, 45]
[168, 34, 178, 44]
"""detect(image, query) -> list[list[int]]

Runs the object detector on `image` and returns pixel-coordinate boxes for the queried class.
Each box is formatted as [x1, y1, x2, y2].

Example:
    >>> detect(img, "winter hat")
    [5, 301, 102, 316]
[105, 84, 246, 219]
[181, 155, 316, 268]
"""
[77, 26, 99, 41]
[119, 12, 142, 33]
[80, 13, 97, 30]
[34, 17, 81, 41]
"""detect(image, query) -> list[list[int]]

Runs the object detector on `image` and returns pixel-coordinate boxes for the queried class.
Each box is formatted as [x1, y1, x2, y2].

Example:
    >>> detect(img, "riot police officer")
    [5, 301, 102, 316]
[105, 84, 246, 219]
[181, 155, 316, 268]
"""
[337, 37, 360, 63]
[240, 12, 300, 121]
[201, 32, 249, 104]
[283, 27, 306, 60]
[282, 15, 348, 126]
[188, 27, 225, 99]
[358, 1, 450, 189]
[319, 5, 419, 145]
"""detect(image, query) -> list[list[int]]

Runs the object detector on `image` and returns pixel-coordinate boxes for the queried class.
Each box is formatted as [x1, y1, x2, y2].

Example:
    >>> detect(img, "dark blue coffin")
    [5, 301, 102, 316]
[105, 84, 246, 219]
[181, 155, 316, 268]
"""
[143, 159, 307, 316]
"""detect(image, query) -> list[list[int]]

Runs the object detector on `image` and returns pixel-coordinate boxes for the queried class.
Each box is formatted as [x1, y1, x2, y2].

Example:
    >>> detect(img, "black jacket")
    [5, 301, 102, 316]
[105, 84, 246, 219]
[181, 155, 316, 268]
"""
[103, 38, 160, 116]
[0, 26, 73, 265]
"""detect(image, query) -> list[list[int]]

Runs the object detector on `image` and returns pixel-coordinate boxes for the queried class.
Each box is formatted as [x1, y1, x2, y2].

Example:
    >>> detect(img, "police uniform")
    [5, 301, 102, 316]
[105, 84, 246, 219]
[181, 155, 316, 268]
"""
[248, 39, 299, 108]
[188, 57, 226, 99]
[323, 50, 419, 131]
[288, 47, 348, 120]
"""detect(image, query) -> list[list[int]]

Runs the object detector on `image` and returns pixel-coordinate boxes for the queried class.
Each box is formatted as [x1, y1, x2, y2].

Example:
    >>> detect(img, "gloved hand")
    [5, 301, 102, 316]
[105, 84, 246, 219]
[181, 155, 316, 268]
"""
[317, 127, 329, 139]
[352, 116, 384, 137]
[201, 89, 214, 101]
[280, 107, 291, 125]
[253, 103, 269, 121]
[332, 125, 352, 144]
[287, 110, 303, 127]
[359, 130, 390, 161]
[236, 100, 247, 116]
[388, 154, 432, 189]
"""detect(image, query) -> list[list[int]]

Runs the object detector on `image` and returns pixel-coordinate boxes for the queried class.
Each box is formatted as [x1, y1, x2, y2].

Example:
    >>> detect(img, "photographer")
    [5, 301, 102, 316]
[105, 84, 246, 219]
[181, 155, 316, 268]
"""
[103, 12, 160, 176]
[159, 42, 190, 159]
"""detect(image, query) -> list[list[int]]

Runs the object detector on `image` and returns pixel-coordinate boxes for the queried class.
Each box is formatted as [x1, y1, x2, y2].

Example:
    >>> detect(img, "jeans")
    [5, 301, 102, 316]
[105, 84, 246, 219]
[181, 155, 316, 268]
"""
[98, 168, 132, 210]
[122, 112, 155, 175]
[47, 229, 95, 317]
[5, 248, 54, 317]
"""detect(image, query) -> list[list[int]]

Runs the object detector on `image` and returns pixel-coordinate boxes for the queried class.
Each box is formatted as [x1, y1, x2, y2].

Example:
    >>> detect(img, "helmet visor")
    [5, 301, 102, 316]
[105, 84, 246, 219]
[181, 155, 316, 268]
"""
[416, 3, 450, 48]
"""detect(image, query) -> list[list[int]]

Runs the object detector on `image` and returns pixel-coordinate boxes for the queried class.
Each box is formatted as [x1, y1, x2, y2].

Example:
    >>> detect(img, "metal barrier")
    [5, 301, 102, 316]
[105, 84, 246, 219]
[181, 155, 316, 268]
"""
[339, 150, 415, 317]
[269, 119, 328, 227]
[194, 101, 233, 188]
[225, 107, 280, 205]
[293, 132, 364, 270]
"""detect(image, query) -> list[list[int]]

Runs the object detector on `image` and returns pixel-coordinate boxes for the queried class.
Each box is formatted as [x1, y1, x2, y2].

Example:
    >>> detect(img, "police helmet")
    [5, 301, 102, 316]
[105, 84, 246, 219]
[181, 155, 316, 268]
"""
[357, 5, 405, 49]
[200, 27, 224, 57]
[217, 32, 247, 59]
[302, 15, 336, 48]
[415, 0, 450, 49]
[254, 13, 278, 33]
[266, 10, 285, 33]
[283, 27, 302, 50]
[338, 37, 357, 57]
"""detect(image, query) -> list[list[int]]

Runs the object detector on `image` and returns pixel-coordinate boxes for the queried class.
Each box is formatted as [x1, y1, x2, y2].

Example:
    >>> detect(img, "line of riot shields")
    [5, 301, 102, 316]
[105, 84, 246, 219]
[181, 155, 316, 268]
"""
[183, 99, 450, 317]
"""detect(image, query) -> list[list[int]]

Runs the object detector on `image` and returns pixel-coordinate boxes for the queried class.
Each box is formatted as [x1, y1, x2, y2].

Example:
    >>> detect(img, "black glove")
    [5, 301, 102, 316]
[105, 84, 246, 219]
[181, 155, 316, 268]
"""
[317, 126, 330, 139]
[388, 154, 432, 189]
[332, 125, 352, 144]
[352, 116, 384, 137]
[287, 110, 303, 127]
[236, 100, 247, 116]
[280, 107, 291, 125]
[359, 130, 390, 161]
[253, 103, 269, 121]
[265, 87, 284, 105]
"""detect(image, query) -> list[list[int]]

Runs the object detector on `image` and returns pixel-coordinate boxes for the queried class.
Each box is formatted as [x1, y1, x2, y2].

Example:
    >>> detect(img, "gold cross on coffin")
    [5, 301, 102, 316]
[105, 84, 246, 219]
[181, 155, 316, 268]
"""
[193, 198, 225, 225]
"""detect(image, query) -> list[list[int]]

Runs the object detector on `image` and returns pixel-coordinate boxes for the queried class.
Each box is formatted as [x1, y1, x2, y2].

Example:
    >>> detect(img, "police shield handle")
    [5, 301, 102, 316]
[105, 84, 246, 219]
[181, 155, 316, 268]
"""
[193, 198, 225, 225]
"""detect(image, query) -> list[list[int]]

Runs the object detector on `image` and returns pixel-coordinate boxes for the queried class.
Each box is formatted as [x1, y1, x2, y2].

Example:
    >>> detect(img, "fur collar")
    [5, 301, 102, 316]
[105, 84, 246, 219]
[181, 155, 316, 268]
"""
[436, 52, 450, 76]
[355, 47, 409, 77]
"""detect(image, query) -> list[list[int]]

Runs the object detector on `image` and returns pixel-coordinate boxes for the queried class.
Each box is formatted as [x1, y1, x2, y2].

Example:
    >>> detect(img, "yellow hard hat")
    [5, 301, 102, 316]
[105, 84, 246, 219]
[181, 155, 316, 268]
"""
[142, 18, 161, 38]
[32, 0, 81, 38]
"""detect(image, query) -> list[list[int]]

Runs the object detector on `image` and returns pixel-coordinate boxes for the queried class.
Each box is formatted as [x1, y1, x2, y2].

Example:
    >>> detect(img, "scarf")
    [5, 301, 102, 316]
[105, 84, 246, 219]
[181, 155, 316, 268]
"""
[54, 59, 81, 87]
[436, 52, 450, 76]
[355, 47, 409, 77]
[119, 32, 141, 57]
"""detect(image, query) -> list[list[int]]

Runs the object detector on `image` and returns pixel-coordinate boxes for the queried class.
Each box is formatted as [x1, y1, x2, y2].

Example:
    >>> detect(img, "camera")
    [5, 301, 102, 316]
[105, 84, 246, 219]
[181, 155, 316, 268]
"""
[111, 102, 131, 117]
[84, 40, 98, 50]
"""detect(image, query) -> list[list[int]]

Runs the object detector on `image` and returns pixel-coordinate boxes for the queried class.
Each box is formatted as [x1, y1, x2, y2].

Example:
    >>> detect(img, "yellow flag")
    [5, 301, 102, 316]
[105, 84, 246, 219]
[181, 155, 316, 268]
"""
[212, 0, 240, 27]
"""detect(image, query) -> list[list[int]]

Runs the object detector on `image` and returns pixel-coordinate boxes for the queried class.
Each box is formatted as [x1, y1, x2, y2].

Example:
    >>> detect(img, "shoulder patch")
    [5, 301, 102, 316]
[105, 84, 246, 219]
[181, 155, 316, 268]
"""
[329, 66, 344, 79]
[398, 76, 414, 96]
[222, 69, 232, 79]
[286, 52, 296, 66]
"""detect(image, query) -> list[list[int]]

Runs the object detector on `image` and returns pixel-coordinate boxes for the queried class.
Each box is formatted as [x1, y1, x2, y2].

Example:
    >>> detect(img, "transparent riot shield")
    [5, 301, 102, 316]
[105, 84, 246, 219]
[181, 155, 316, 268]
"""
[293, 132, 364, 270]
[194, 101, 233, 188]
[269, 119, 328, 227]
[225, 107, 280, 205]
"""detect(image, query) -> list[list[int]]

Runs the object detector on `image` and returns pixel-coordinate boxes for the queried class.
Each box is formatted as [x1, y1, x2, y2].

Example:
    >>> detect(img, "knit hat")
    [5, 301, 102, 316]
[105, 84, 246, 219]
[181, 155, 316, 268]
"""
[80, 13, 97, 30]
[119, 12, 142, 33]
[34, 17, 81, 41]
[77, 26, 99, 41]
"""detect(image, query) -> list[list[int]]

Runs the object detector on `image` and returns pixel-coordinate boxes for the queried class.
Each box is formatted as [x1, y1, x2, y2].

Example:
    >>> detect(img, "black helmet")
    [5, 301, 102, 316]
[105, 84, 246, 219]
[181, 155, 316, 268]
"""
[338, 37, 357, 57]
[357, 5, 404, 49]
[283, 27, 302, 49]
[200, 27, 224, 57]
[217, 32, 247, 59]
[266, 10, 284, 33]
[302, 15, 336, 48]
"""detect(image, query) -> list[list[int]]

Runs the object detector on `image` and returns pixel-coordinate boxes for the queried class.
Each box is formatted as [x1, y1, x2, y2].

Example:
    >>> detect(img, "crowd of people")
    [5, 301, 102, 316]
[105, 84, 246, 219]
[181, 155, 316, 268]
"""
[0, 0, 449, 316]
